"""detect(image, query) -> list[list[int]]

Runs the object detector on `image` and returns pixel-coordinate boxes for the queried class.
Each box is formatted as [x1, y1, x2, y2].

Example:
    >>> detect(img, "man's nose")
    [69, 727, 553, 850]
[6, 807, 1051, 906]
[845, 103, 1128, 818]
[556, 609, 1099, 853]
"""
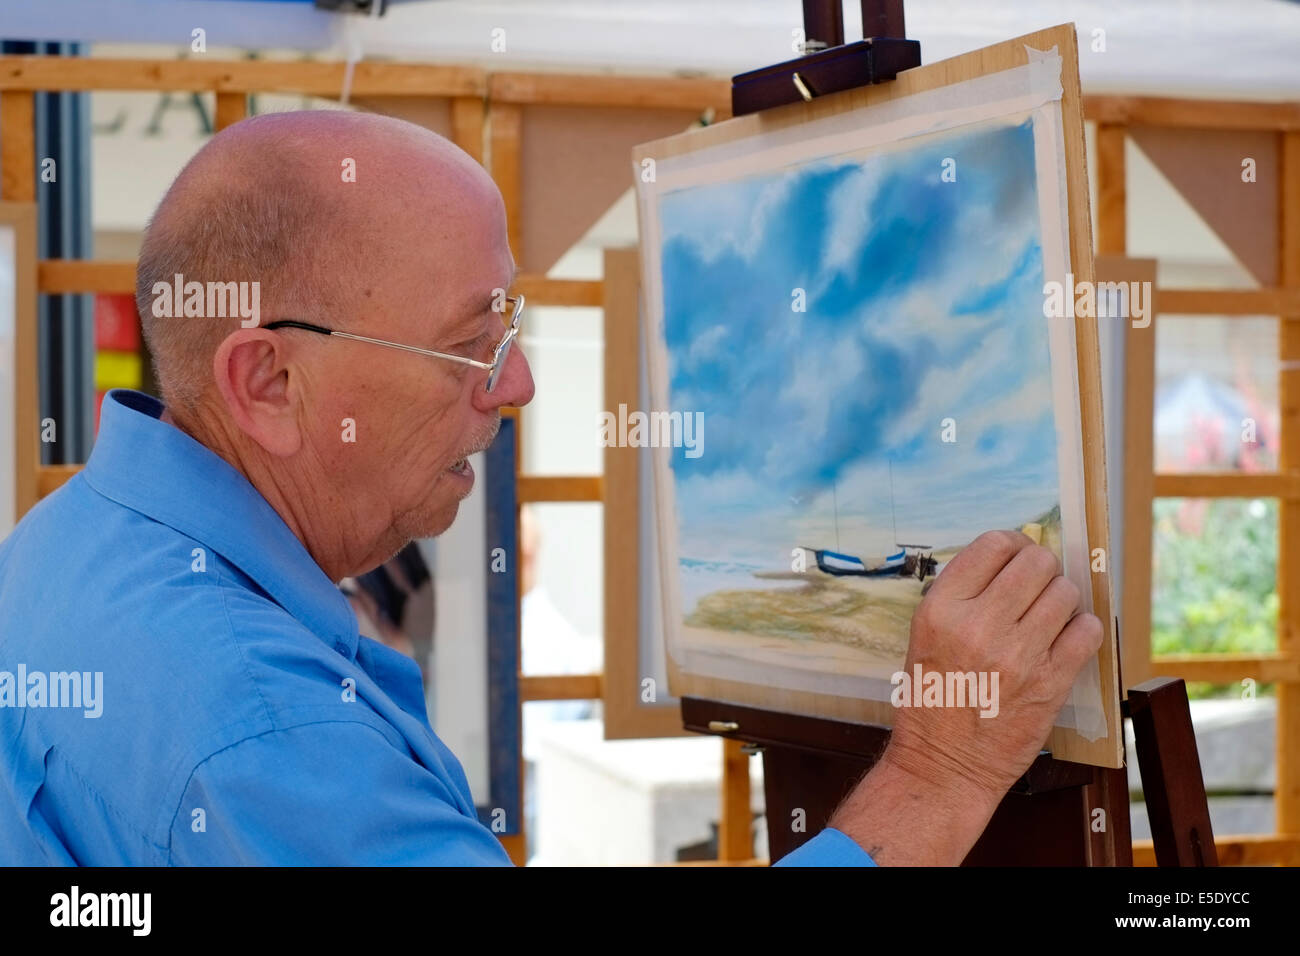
[475, 342, 535, 411]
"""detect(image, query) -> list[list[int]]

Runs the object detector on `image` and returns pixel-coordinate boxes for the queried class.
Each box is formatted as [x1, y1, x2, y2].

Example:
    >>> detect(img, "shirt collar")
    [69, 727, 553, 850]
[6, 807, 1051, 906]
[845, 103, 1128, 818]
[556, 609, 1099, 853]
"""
[83, 389, 359, 660]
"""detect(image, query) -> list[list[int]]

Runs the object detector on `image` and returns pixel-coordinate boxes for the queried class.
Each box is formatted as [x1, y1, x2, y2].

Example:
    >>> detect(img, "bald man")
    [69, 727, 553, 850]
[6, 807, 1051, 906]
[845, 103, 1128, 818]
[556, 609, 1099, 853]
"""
[0, 111, 1100, 866]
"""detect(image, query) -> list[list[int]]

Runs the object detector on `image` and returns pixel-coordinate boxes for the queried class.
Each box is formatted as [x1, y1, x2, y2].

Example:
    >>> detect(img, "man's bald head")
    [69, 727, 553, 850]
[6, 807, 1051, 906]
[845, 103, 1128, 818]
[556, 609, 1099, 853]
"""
[136, 109, 487, 415]
[131, 107, 532, 581]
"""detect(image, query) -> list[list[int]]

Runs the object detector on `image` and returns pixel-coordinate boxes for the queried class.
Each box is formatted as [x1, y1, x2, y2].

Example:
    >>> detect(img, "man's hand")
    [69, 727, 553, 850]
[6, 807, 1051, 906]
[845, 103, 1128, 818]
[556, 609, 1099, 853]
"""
[827, 530, 1103, 865]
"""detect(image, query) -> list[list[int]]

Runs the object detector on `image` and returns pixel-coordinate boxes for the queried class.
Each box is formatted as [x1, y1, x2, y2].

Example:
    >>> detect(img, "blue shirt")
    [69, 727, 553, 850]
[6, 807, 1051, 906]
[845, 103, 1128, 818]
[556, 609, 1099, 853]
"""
[0, 389, 872, 866]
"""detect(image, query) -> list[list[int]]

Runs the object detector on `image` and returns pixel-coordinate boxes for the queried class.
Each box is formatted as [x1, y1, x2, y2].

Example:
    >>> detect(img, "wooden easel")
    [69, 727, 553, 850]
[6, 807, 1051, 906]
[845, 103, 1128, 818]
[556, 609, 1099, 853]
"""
[689, 676, 1216, 866]
[682, 0, 1218, 868]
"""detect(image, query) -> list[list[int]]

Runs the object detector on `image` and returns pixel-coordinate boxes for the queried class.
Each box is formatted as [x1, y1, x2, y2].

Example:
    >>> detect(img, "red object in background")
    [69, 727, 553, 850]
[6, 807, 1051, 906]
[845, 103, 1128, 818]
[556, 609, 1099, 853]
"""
[95, 294, 140, 351]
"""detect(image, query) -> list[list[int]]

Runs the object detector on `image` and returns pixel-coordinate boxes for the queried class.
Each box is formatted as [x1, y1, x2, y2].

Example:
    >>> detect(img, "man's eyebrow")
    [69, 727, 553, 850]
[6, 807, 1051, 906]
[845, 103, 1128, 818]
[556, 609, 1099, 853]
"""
[449, 271, 519, 337]
[468, 270, 520, 318]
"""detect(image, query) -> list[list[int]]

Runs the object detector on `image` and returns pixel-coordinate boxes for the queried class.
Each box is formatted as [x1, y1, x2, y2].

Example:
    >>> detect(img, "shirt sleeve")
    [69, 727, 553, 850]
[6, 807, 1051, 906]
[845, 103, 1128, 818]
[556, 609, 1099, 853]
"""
[168, 720, 514, 865]
[772, 828, 878, 867]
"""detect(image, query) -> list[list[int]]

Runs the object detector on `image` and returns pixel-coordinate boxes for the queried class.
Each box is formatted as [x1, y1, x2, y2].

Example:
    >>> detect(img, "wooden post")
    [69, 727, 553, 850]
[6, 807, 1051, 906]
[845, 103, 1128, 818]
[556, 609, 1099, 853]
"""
[2, 93, 38, 521]
[860, 0, 906, 39]
[451, 96, 486, 166]
[4, 203, 38, 521]
[488, 103, 523, 263]
[213, 91, 247, 131]
[1, 91, 36, 202]
[1096, 124, 1126, 254]
[1128, 678, 1218, 865]
[801, 0, 844, 49]
[1278, 130, 1300, 834]
[718, 738, 752, 861]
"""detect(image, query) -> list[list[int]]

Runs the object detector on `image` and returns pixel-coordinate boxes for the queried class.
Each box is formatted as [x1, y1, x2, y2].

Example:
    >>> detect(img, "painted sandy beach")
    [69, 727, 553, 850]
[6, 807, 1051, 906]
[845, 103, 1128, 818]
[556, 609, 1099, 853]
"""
[677, 508, 1061, 682]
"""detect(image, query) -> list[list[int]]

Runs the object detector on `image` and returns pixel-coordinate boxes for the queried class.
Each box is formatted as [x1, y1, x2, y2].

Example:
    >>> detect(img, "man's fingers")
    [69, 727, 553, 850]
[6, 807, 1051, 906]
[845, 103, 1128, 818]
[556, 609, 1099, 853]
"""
[1018, 574, 1082, 650]
[1047, 612, 1104, 688]
[928, 530, 1034, 601]
[981, 544, 1063, 623]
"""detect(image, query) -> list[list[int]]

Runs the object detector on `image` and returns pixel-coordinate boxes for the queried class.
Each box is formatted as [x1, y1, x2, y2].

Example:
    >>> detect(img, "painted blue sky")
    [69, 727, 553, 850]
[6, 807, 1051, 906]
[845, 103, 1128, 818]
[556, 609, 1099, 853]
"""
[657, 115, 1063, 564]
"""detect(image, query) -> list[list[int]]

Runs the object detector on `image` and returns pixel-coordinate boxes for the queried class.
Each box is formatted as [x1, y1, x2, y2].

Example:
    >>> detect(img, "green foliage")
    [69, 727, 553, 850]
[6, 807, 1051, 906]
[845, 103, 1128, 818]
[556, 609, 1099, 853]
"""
[1150, 498, 1278, 665]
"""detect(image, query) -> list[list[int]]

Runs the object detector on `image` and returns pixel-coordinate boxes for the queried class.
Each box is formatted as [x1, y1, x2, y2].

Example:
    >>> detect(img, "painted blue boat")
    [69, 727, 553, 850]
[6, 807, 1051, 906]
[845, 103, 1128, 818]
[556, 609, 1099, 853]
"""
[806, 547, 907, 577]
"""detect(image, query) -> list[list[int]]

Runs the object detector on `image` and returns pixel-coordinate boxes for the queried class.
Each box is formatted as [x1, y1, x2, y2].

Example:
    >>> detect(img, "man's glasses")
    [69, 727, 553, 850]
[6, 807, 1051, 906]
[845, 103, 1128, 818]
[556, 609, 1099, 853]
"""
[264, 294, 525, 393]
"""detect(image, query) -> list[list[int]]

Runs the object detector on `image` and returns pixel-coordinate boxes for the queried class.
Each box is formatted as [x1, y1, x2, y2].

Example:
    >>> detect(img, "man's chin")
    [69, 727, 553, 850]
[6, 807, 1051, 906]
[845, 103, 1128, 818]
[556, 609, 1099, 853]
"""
[417, 500, 461, 540]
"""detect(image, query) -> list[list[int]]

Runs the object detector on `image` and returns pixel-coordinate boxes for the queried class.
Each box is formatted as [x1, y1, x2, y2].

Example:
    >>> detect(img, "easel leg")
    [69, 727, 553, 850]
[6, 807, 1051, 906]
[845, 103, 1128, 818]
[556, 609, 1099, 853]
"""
[1083, 765, 1134, 865]
[1127, 677, 1219, 866]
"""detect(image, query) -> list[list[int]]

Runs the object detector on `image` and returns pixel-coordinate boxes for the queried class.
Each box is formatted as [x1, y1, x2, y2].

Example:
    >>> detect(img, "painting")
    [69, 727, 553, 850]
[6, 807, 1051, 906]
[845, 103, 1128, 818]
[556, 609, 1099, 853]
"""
[634, 35, 1122, 767]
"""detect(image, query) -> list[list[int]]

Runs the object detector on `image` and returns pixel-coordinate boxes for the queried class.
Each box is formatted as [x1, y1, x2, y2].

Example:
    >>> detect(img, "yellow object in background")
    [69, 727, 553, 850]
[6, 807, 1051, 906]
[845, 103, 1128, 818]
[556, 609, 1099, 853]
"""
[1020, 522, 1043, 544]
[95, 350, 143, 391]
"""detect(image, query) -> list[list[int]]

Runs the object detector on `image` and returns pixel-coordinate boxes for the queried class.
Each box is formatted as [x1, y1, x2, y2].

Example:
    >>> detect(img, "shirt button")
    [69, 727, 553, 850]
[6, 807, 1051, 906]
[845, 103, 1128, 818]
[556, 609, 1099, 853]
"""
[334, 640, 348, 656]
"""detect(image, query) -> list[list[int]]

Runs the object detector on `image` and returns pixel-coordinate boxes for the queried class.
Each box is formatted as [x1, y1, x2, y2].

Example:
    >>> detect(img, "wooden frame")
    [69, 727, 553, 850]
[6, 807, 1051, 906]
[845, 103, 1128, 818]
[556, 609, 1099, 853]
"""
[1093, 114, 1300, 861]
[632, 23, 1122, 769]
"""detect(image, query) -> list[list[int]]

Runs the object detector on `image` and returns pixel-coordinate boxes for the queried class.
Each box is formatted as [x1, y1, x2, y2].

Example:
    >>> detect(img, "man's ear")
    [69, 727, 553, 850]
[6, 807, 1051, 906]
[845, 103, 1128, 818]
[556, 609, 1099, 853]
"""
[211, 329, 303, 457]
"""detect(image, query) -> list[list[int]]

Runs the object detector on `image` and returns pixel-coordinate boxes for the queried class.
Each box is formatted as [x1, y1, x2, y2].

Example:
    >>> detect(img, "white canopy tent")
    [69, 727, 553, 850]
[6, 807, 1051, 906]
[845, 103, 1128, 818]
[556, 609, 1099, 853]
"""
[2, 0, 1299, 99]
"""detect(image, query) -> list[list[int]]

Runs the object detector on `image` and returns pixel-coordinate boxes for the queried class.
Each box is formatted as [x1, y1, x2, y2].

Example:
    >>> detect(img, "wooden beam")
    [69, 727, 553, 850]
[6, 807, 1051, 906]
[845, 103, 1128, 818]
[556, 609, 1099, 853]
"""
[1, 91, 35, 202]
[1096, 125, 1126, 255]
[1084, 95, 1300, 131]
[214, 91, 247, 131]
[39, 260, 135, 294]
[1278, 129, 1300, 835]
[490, 72, 730, 114]
[1133, 834, 1300, 866]
[37, 464, 82, 499]
[513, 276, 603, 307]
[517, 674, 602, 702]
[1153, 472, 1300, 499]
[1159, 288, 1300, 315]
[0, 56, 485, 97]
[718, 738, 752, 862]
[516, 475, 602, 503]
[1150, 654, 1300, 684]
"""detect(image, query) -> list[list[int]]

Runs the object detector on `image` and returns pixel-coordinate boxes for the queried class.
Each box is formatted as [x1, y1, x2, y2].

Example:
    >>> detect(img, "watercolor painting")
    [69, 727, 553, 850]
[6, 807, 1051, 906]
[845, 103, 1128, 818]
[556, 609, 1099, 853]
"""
[646, 113, 1082, 692]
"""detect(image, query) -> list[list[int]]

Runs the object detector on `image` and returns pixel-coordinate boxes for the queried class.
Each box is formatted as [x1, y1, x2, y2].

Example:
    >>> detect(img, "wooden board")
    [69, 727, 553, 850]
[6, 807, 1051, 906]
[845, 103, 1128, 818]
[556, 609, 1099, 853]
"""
[602, 247, 690, 739]
[0, 56, 485, 97]
[633, 24, 1123, 768]
[1096, 255, 1159, 691]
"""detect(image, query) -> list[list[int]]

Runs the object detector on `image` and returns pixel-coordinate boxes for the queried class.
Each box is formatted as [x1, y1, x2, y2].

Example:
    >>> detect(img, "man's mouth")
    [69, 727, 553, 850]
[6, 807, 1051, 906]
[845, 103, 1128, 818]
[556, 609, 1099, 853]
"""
[448, 457, 471, 476]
